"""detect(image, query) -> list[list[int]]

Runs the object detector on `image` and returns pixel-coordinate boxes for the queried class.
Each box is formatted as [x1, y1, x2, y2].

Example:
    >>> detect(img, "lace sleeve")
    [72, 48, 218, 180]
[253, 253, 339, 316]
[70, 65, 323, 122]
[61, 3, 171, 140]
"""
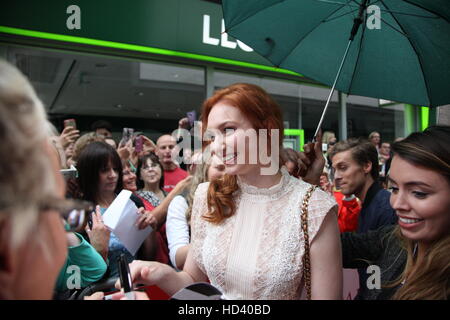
[190, 182, 210, 273]
[307, 188, 338, 244]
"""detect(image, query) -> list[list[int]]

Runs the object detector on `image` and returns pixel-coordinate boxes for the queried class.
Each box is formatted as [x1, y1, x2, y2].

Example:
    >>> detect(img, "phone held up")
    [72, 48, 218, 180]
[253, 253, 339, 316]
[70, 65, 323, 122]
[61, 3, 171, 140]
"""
[186, 110, 197, 129]
[134, 135, 143, 153]
[60, 165, 78, 180]
[120, 127, 134, 146]
[64, 118, 77, 130]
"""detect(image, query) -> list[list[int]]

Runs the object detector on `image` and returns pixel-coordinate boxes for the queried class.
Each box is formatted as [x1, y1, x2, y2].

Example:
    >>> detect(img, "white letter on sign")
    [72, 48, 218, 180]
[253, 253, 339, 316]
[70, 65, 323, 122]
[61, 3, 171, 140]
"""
[203, 15, 219, 46]
[221, 20, 237, 49]
[237, 40, 253, 52]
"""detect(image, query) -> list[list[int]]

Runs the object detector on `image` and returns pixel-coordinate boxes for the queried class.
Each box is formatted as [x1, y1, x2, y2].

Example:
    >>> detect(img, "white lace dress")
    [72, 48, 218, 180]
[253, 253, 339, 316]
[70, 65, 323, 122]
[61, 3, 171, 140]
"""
[190, 167, 337, 300]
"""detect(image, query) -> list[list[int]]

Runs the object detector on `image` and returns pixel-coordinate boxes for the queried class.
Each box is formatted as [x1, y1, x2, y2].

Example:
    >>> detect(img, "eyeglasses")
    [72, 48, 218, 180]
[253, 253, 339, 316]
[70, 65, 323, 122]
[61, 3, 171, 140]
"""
[40, 198, 95, 233]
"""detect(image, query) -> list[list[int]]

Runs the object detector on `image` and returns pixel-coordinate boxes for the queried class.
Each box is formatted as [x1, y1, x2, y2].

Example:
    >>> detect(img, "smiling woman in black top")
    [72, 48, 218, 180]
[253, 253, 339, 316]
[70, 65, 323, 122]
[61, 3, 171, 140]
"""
[342, 125, 450, 300]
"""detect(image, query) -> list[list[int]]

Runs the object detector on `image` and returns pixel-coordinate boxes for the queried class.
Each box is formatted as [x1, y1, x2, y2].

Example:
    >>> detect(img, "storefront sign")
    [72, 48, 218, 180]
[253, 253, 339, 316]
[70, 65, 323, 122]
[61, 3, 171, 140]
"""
[1, 0, 274, 67]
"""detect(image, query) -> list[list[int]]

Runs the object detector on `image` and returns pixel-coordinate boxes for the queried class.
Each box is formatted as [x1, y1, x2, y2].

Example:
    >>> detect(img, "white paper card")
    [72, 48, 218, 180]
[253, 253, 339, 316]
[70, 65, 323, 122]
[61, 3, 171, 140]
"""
[103, 189, 153, 255]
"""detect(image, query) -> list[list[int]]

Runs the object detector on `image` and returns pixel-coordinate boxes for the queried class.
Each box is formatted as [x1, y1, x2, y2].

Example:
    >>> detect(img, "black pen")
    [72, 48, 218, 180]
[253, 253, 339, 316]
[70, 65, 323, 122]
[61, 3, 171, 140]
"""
[118, 254, 135, 300]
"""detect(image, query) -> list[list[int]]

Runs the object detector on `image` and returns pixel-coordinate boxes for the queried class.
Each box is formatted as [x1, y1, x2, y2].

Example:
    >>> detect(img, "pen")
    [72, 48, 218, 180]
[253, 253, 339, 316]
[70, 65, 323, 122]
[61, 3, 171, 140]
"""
[118, 254, 135, 300]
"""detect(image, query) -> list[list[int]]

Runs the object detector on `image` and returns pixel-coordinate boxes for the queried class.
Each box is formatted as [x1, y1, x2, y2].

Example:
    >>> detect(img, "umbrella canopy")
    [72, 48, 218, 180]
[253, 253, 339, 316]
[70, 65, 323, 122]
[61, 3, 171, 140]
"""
[222, 0, 450, 107]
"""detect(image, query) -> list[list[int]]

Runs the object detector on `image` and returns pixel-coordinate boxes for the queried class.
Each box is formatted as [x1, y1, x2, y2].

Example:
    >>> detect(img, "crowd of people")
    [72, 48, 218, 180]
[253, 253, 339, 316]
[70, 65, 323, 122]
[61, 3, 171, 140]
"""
[0, 59, 449, 300]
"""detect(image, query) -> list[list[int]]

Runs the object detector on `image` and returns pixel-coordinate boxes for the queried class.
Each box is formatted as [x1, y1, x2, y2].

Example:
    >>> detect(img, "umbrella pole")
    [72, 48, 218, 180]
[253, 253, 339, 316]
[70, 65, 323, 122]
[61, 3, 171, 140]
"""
[312, 0, 368, 142]
[312, 39, 352, 141]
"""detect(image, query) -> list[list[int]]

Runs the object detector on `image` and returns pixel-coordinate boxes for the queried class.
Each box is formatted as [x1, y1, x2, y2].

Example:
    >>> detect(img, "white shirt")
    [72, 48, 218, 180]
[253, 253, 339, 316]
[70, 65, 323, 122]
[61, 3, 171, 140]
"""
[166, 195, 190, 269]
[191, 167, 337, 299]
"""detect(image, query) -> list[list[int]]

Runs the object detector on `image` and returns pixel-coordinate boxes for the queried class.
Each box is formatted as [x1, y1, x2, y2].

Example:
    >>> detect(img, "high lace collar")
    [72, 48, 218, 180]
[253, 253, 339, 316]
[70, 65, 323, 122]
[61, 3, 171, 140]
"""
[236, 167, 291, 197]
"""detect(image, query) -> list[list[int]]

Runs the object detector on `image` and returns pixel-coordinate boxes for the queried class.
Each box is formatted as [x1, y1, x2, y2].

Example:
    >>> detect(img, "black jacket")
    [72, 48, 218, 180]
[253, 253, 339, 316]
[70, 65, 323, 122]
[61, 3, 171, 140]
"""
[357, 182, 397, 233]
[341, 225, 406, 300]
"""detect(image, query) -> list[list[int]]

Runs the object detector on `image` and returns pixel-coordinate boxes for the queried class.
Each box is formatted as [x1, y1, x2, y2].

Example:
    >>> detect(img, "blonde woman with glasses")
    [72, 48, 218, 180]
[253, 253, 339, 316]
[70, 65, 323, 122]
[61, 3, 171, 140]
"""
[0, 60, 68, 299]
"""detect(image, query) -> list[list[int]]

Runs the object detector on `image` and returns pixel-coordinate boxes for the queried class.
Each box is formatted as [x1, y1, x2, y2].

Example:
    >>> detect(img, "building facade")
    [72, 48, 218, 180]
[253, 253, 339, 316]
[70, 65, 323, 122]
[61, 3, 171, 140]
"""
[0, 0, 438, 147]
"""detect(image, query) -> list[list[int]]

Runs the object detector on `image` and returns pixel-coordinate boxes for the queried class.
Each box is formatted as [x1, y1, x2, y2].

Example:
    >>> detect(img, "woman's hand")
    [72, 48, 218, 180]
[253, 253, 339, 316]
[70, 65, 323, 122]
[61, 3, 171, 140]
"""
[141, 135, 156, 154]
[321, 181, 333, 194]
[117, 146, 130, 160]
[117, 139, 133, 161]
[178, 117, 190, 130]
[59, 126, 80, 149]
[136, 207, 158, 230]
[83, 290, 149, 300]
[85, 205, 111, 261]
[84, 291, 105, 300]
[115, 260, 173, 289]
[126, 138, 139, 165]
[110, 291, 150, 300]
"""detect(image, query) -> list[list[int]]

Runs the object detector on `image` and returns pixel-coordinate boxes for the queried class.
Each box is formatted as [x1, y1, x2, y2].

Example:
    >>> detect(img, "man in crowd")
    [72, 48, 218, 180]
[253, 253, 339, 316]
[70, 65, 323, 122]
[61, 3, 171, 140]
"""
[155, 134, 188, 192]
[368, 131, 381, 152]
[330, 138, 397, 233]
[329, 138, 397, 298]
[379, 141, 392, 179]
[91, 119, 113, 138]
[379, 142, 391, 162]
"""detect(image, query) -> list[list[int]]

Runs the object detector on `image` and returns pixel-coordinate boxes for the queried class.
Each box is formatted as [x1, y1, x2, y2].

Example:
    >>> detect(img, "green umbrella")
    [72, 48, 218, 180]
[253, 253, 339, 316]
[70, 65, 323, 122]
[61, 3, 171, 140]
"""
[222, 0, 450, 138]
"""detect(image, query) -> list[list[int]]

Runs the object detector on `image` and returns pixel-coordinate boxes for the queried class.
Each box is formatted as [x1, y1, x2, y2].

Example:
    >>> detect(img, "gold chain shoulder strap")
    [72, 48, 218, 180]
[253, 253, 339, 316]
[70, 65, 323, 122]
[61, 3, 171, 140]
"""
[301, 185, 317, 300]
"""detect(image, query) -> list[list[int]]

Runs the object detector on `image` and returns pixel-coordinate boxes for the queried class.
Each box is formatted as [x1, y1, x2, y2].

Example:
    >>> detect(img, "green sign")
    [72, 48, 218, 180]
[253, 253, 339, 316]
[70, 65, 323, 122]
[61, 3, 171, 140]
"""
[1, 0, 301, 76]
[284, 129, 305, 151]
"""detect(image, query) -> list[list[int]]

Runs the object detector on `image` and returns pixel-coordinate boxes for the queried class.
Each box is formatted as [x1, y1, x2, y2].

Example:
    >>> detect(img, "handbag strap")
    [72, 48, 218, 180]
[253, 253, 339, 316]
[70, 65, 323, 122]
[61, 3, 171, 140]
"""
[301, 185, 317, 300]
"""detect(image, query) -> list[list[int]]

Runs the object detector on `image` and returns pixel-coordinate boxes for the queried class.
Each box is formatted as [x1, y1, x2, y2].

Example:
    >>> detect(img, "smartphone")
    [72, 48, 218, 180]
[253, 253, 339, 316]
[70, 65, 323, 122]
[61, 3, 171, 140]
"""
[64, 118, 77, 130]
[122, 128, 129, 143]
[121, 128, 134, 145]
[186, 110, 197, 128]
[60, 165, 78, 180]
[118, 254, 135, 300]
[135, 135, 143, 153]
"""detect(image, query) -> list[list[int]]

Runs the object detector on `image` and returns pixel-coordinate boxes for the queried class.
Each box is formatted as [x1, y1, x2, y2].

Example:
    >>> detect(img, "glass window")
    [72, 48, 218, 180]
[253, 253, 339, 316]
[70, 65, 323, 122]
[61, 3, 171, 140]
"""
[1, 43, 405, 144]
[2, 44, 206, 142]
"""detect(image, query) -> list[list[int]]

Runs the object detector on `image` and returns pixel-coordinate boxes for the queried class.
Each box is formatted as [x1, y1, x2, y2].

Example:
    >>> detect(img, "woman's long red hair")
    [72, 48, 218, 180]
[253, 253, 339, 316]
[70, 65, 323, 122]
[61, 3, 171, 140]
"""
[201, 83, 284, 224]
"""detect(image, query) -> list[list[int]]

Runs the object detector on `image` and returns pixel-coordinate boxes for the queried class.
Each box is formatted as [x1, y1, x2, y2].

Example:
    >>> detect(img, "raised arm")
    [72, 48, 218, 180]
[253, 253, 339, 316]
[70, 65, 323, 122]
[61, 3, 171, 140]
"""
[149, 176, 192, 228]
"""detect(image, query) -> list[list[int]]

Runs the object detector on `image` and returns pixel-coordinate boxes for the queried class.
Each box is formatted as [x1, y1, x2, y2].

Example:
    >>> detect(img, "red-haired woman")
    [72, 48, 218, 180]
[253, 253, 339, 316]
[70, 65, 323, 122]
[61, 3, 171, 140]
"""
[114, 83, 343, 300]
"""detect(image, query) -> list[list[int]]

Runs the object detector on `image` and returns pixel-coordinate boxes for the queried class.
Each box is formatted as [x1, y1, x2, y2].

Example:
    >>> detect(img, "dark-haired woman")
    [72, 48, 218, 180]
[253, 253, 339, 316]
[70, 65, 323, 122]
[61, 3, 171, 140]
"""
[76, 141, 154, 278]
[136, 153, 167, 209]
[341, 125, 450, 300]
[135, 153, 191, 265]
